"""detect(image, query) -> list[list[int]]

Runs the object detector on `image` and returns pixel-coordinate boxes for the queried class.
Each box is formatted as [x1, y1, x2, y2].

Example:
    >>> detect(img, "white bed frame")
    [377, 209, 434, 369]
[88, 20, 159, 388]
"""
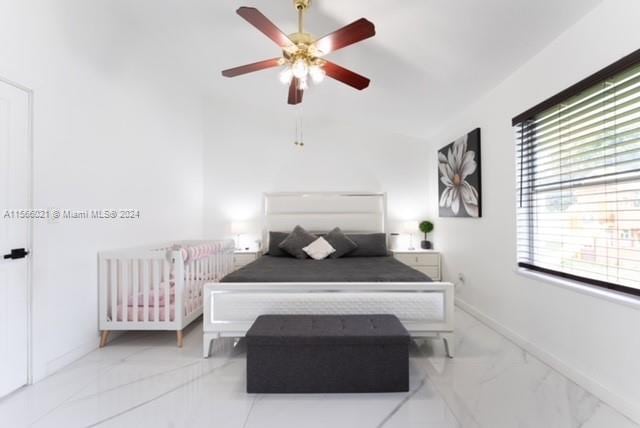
[203, 193, 455, 357]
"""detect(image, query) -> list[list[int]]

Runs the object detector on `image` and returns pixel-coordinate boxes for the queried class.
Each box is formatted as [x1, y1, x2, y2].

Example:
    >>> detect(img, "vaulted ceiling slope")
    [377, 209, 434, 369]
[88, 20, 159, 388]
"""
[56, 0, 602, 138]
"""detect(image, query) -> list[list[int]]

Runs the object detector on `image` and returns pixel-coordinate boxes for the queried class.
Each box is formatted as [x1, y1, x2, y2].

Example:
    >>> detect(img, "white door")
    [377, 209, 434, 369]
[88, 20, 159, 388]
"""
[0, 80, 31, 397]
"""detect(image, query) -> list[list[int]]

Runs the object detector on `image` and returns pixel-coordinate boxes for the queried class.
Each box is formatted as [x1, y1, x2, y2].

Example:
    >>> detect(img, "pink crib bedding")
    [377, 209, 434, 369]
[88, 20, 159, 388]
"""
[116, 295, 202, 322]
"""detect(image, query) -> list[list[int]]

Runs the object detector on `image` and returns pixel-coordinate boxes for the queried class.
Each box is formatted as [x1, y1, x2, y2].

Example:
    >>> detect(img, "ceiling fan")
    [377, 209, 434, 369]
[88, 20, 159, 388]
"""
[221, 0, 376, 105]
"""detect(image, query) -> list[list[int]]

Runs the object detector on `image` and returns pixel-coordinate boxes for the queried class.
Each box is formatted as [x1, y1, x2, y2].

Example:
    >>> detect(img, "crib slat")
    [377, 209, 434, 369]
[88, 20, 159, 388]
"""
[197, 258, 202, 300]
[122, 259, 129, 325]
[214, 251, 219, 280]
[184, 262, 190, 319]
[110, 260, 118, 322]
[195, 259, 199, 298]
[185, 261, 189, 300]
[142, 259, 150, 323]
[153, 259, 160, 323]
[99, 257, 108, 327]
[132, 259, 139, 323]
[216, 251, 219, 279]
[190, 259, 194, 299]
[163, 259, 170, 324]
[211, 252, 214, 276]
[173, 251, 185, 325]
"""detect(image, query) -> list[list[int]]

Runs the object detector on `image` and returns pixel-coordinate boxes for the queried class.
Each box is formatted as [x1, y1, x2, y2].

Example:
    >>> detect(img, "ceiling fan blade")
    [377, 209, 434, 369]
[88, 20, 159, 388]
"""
[237, 7, 296, 49]
[324, 61, 370, 90]
[221, 58, 281, 78]
[288, 78, 304, 105]
[314, 18, 375, 55]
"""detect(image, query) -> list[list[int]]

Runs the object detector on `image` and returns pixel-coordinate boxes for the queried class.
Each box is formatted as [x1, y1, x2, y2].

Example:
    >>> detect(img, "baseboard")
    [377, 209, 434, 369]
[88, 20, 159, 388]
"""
[33, 331, 123, 383]
[455, 298, 640, 425]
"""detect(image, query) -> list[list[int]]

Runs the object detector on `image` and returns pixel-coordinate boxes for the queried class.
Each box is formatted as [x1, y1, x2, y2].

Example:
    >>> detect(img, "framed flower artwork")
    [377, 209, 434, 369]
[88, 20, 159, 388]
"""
[438, 128, 482, 218]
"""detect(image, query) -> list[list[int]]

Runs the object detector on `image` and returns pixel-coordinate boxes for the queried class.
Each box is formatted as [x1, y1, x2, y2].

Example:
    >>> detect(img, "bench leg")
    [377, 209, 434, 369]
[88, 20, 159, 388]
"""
[442, 333, 455, 358]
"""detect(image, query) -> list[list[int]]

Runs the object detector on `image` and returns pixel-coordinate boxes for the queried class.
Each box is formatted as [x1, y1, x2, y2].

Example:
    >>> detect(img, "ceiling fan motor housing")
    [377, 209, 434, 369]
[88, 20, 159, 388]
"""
[294, 0, 311, 11]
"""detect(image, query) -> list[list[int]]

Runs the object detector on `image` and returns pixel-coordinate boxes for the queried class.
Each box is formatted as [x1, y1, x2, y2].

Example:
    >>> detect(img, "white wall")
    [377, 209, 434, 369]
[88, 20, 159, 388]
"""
[203, 97, 430, 244]
[0, 0, 204, 380]
[426, 0, 640, 422]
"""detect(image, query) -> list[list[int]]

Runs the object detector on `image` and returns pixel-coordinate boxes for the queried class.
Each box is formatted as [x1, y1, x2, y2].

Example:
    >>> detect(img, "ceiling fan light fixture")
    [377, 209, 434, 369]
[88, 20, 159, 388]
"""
[299, 76, 309, 90]
[279, 67, 294, 85]
[292, 59, 309, 78]
[309, 65, 325, 84]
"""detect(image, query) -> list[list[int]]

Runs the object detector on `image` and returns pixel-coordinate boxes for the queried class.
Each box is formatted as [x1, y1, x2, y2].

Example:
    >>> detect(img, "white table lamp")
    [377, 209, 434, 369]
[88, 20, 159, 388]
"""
[231, 221, 250, 250]
[403, 221, 419, 251]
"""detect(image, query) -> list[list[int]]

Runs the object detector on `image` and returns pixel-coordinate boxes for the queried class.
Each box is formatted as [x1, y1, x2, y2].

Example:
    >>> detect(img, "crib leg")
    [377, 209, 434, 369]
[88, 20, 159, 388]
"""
[99, 331, 110, 348]
[177, 330, 184, 348]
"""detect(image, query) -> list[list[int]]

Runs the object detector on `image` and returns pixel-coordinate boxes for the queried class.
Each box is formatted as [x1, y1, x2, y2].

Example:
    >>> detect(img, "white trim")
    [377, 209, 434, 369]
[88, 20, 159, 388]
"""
[0, 75, 34, 94]
[0, 76, 35, 386]
[455, 298, 640, 425]
[515, 268, 640, 311]
[41, 338, 101, 381]
[26, 84, 34, 386]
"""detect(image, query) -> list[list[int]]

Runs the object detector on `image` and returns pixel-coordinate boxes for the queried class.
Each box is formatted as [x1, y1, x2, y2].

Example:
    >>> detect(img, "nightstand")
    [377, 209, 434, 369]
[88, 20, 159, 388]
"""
[391, 250, 441, 281]
[233, 249, 262, 271]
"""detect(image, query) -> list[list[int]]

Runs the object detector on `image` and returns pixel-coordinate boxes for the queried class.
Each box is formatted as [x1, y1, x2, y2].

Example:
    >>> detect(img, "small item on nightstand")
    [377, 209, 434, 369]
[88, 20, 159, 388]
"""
[389, 233, 400, 251]
[403, 221, 419, 251]
[419, 220, 434, 250]
[231, 221, 250, 250]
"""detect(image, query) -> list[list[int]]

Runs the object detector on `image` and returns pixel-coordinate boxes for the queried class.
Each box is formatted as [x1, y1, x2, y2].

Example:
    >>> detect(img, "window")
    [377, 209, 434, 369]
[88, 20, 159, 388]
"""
[514, 49, 640, 297]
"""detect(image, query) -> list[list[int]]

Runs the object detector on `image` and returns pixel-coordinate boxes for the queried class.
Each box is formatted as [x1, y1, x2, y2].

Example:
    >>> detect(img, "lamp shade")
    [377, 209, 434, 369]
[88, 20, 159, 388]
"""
[403, 221, 419, 234]
[231, 221, 250, 235]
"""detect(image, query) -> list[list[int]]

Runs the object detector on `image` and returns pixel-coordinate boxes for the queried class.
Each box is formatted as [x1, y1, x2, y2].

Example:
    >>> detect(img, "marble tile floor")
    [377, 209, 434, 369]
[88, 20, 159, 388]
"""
[0, 308, 636, 428]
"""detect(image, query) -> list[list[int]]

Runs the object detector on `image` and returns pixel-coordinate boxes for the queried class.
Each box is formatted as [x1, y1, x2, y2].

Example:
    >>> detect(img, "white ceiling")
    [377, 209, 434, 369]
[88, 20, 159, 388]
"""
[58, 0, 602, 138]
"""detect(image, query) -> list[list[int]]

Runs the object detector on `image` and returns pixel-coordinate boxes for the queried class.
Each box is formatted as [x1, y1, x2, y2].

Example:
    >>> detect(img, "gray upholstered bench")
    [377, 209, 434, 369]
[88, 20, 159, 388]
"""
[246, 314, 410, 393]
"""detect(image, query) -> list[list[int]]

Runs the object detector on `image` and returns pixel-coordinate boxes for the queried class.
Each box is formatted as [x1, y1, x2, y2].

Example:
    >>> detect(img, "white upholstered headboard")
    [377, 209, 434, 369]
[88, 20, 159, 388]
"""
[263, 192, 387, 246]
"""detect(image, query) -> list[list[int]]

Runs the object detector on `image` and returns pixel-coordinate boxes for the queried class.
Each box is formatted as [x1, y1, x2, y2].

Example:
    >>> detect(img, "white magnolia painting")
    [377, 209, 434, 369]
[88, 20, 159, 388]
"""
[438, 128, 482, 218]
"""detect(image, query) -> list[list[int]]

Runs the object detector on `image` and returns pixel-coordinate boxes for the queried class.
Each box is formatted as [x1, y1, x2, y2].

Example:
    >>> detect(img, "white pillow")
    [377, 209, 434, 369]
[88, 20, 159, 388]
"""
[303, 237, 336, 260]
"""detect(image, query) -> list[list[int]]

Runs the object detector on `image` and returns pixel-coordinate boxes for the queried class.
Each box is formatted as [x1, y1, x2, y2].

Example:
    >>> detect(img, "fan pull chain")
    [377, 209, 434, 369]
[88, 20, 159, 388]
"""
[294, 107, 305, 148]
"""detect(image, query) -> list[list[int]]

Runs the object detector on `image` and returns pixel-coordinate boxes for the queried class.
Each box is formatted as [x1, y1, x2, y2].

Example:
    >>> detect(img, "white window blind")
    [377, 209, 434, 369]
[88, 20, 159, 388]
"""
[514, 53, 640, 297]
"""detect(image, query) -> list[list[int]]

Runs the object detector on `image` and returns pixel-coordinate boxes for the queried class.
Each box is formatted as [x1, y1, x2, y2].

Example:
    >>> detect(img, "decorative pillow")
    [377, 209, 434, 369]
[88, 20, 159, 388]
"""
[325, 227, 358, 258]
[278, 225, 318, 259]
[267, 231, 291, 257]
[303, 237, 336, 260]
[344, 233, 388, 257]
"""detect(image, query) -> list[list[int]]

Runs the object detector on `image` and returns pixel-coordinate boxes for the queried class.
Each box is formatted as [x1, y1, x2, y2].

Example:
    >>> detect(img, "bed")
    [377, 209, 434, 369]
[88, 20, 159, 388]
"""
[221, 255, 431, 283]
[203, 192, 455, 358]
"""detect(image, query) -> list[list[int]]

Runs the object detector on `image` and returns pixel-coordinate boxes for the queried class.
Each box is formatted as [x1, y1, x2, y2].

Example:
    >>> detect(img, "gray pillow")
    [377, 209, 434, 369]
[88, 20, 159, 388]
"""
[278, 226, 318, 259]
[344, 233, 388, 257]
[267, 231, 291, 257]
[325, 227, 358, 258]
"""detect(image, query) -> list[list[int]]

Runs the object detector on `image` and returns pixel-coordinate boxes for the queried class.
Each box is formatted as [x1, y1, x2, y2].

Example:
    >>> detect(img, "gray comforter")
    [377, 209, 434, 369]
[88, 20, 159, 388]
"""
[221, 255, 431, 283]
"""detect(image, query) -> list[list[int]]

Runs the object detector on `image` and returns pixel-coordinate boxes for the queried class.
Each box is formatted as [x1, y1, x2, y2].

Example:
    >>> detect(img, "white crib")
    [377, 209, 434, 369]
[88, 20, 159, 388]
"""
[98, 240, 234, 347]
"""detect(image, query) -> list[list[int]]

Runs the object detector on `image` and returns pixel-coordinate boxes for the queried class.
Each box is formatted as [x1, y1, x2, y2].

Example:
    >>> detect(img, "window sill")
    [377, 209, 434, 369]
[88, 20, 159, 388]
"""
[515, 268, 640, 311]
